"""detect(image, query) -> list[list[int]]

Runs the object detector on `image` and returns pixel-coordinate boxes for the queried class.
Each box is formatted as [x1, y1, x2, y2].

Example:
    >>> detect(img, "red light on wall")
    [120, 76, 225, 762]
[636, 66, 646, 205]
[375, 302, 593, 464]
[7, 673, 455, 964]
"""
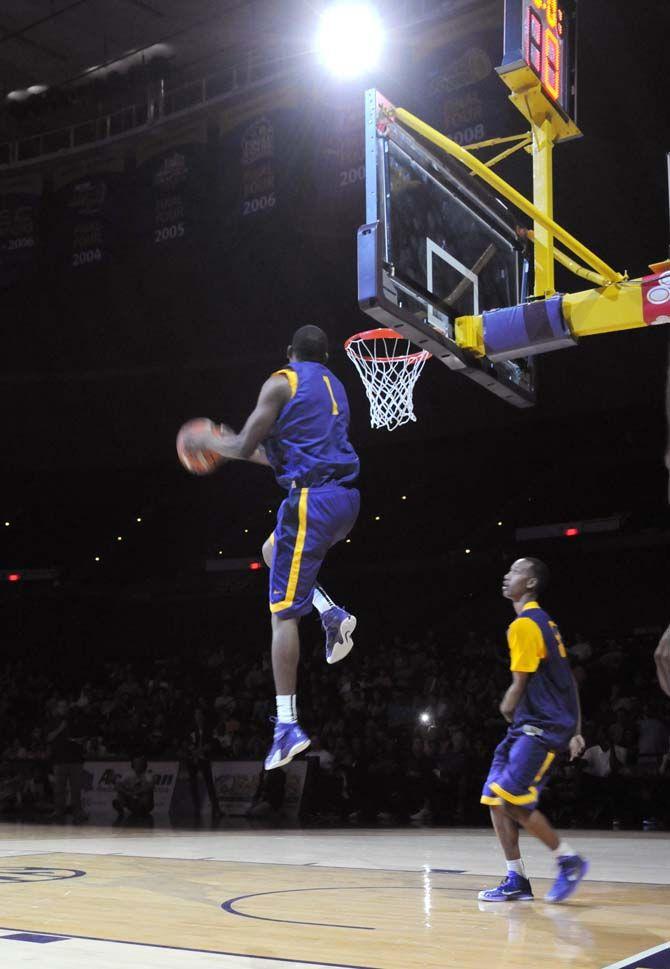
[564, 527, 579, 538]
[7, 572, 21, 582]
[249, 561, 263, 571]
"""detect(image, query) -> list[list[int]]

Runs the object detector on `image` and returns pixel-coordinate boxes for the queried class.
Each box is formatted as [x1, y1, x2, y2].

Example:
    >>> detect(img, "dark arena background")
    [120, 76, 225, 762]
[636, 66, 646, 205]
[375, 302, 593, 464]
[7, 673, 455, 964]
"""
[1, 2, 670, 968]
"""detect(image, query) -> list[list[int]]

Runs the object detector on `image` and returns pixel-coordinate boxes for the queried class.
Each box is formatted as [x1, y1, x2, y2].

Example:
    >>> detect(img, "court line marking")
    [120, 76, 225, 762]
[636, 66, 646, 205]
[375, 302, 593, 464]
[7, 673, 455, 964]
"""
[222, 887, 376, 930]
[0, 866, 86, 884]
[0, 850, 472, 876]
[222, 884, 478, 931]
[600, 941, 670, 969]
[3, 850, 670, 888]
[0, 925, 378, 969]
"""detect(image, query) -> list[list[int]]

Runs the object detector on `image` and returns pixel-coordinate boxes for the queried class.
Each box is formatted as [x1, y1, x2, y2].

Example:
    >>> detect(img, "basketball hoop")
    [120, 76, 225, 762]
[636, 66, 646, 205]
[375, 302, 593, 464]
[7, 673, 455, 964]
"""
[344, 328, 431, 431]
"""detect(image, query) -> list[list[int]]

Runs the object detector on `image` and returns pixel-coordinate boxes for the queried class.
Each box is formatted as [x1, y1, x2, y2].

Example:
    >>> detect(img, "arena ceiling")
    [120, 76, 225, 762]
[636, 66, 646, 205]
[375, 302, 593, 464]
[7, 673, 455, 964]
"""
[0, 0, 480, 103]
[0, 0, 305, 98]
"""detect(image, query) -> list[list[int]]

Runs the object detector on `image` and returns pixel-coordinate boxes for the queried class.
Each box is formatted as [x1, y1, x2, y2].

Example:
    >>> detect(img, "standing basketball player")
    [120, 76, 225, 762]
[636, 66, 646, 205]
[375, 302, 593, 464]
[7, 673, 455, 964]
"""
[186, 325, 360, 770]
[478, 558, 588, 904]
[655, 346, 670, 695]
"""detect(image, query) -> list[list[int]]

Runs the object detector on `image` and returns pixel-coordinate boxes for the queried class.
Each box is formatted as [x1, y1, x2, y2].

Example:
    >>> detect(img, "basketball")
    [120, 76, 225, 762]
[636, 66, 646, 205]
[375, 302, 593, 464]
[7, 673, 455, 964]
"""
[176, 418, 229, 475]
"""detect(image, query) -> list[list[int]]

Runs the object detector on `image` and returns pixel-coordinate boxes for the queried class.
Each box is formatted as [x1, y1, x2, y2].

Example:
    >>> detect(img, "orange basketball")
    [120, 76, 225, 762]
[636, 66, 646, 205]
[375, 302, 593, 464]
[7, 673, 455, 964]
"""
[176, 418, 229, 476]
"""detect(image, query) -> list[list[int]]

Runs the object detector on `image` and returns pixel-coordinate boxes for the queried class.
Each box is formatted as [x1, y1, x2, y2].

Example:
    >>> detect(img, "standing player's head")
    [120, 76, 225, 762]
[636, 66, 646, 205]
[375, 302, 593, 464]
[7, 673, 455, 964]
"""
[502, 557, 549, 602]
[288, 325, 329, 364]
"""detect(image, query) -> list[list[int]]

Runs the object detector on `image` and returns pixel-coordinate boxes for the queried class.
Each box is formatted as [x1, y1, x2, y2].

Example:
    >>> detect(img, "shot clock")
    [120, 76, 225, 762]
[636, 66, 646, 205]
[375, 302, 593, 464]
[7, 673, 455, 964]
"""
[498, 0, 579, 139]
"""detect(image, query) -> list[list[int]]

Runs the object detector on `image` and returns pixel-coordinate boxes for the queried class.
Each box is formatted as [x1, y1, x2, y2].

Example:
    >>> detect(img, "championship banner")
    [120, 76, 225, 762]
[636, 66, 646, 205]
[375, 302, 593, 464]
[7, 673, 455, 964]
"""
[303, 84, 365, 240]
[134, 120, 210, 249]
[410, 3, 516, 147]
[312, 87, 364, 198]
[0, 172, 42, 287]
[218, 83, 303, 227]
[210, 760, 307, 820]
[48, 155, 126, 270]
[82, 761, 178, 821]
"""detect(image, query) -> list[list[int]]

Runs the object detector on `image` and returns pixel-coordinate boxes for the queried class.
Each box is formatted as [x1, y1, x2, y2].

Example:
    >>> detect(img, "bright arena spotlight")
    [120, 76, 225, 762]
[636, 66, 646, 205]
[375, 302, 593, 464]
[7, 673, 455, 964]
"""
[316, 2, 385, 79]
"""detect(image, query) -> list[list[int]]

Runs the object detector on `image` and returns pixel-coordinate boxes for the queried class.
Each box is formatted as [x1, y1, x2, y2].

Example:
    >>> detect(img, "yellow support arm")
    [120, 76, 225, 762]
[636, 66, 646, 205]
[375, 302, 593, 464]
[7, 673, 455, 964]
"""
[394, 107, 624, 285]
[463, 132, 531, 151]
[455, 315, 486, 357]
[562, 279, 651, 338]
[454, 276, 657, 356]
[525, 230, 612, 288]
[477, 136, 532, 171]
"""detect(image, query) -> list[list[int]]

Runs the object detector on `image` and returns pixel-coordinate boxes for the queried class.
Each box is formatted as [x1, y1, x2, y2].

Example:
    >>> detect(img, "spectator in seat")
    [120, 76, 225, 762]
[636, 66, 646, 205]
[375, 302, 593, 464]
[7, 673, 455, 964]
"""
[113, 757, 156, 819]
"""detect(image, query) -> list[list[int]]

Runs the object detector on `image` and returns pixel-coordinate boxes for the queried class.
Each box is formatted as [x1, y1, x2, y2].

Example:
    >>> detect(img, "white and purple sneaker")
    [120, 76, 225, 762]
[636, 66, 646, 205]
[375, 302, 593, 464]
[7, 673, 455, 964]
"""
[478, 872, 534, 902]
[264, 719, 311, 771]
[322, 606, 356, 665]
[545, 854, 589, 903]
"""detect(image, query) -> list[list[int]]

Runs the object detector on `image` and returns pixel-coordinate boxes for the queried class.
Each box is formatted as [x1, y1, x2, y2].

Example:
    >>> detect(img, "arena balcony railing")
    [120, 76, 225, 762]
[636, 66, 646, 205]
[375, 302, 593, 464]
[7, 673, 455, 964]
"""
[0, 45, 293, 170]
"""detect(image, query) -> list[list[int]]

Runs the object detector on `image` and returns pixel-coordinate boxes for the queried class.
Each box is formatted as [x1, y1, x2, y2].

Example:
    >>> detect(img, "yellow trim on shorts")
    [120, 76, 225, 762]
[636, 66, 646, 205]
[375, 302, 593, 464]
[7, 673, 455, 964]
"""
[490, 782, 538, 806]
[533, 751, 555, 783]
[322, 374, 339, 415]
[480, 795, 503, 806]
[273, 368, 298, 398]
[270, 488, 309, 613]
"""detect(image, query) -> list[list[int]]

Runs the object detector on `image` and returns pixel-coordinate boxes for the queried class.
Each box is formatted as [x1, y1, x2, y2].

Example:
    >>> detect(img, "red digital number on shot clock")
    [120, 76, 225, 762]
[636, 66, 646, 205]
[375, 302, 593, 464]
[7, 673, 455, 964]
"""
[525, 0, 564, 104]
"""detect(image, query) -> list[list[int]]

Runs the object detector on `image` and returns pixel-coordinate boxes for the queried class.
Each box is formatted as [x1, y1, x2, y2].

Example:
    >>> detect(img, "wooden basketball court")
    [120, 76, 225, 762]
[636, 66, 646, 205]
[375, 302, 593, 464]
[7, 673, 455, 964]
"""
[0, 824, 668, 968]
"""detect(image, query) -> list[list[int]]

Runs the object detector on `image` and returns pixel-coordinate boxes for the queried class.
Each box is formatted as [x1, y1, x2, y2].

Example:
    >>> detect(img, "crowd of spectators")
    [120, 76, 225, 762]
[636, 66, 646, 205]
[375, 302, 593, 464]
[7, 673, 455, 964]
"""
[1, 616, 669, 829]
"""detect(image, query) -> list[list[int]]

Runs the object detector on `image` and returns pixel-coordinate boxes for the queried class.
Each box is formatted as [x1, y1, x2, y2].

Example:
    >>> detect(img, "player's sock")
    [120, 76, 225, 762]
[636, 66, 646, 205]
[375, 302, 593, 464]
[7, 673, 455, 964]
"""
[312, 585, 335, 616]
[506, 858, 527, 878]
[276, 694, 298, 724]
[553, 840, 575, 859]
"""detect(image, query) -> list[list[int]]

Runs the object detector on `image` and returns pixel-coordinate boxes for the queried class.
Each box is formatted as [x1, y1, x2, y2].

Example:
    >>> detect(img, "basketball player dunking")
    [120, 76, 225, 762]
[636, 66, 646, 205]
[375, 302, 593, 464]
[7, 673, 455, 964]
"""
[478, 558, 588, 904]
[186, 325, 360, 770]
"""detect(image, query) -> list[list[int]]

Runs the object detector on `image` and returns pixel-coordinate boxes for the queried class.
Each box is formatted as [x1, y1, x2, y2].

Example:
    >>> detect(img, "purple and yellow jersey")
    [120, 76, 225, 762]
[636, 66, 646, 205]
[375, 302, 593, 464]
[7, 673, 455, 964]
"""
[263, 361, 360, 491]
[507, 601, 578, 750]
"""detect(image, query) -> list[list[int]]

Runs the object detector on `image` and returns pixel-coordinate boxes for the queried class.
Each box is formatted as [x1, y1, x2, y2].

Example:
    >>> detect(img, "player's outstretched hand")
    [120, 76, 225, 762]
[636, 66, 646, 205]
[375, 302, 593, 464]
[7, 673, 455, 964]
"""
[569, 734, 585, 761]
[179, 418, 214, 451]
[655, 624, 670, 697]
[185, 420, 232, 455]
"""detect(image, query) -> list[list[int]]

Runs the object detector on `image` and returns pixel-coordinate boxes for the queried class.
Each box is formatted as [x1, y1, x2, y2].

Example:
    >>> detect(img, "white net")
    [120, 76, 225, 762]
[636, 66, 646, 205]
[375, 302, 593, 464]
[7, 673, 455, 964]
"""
[345, 329, 431, 432]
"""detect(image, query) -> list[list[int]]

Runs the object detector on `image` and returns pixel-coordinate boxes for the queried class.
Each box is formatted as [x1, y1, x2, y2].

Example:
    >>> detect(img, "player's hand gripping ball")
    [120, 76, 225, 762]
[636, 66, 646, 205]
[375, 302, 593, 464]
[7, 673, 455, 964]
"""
[176, 418, 230, 475]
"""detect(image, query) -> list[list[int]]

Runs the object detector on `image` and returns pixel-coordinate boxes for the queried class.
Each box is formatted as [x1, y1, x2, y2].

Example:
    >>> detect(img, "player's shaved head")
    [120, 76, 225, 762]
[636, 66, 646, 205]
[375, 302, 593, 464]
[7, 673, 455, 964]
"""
[290, 325, 329, 364]
[523, 557, 550, 595]
[503, 557, 550, 602]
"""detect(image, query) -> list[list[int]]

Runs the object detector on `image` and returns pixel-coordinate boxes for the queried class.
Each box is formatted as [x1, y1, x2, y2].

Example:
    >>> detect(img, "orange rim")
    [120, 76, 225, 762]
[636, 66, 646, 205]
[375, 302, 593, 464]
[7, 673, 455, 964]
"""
[344, 328, 431, 364]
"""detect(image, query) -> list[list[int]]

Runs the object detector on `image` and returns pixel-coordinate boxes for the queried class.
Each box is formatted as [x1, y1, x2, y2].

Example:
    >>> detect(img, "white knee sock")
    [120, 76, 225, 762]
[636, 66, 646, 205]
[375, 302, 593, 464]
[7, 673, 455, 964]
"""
[506, 858, 526, 878]
[553, 840, 575, 859]
[276, 694, 297, 724]
[312, 585, 335, 616]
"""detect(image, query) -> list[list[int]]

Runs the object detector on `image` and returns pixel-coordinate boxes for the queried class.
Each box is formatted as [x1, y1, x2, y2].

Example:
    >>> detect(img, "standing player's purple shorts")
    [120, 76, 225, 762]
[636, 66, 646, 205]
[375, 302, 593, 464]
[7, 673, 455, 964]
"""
[268, 484, 360, 619]
[481, 726, 557, 810]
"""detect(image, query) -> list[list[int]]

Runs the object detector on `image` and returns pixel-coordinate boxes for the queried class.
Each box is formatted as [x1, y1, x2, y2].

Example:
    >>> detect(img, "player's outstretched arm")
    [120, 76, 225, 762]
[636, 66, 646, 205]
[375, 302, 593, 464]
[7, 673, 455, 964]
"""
[568, 671, 585, 760]
[202, 375, 290, 464]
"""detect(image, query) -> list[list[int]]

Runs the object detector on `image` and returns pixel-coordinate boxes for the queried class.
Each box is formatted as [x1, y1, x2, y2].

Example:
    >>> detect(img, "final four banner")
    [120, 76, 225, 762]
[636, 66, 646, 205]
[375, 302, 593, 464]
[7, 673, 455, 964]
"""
[299, 84, 366, 241]
[409, 1, 519, 147]
[48, 155, 126, 270]
[134, 120, 210, 250]
[0, 172, 42, 287]
[218, 83, 305, 231]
